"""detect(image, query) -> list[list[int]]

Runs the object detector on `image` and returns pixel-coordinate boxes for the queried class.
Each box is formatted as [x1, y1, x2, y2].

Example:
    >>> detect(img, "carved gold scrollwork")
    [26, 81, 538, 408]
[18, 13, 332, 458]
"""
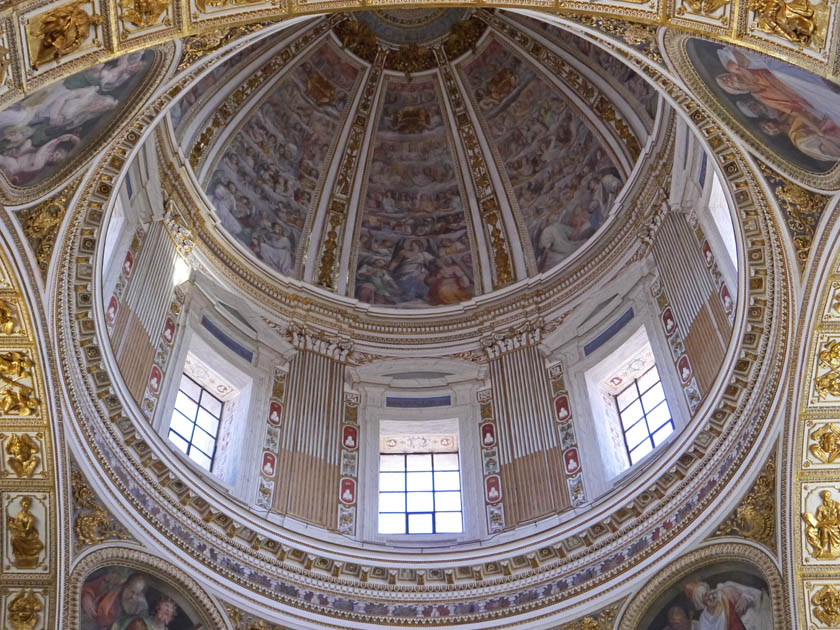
[804, 490, 840, 560]
[812, 584, 840, 625]
[811, 424, 840, 464]
[7, 591, 41, 630]
[16, 180, 77, 278]
[26, 1, 104, 69]
[677, 0, 731, 20]
[72, 469, 130, 549]
[714, 454, 775, 548]
[0, 299, 21, 335]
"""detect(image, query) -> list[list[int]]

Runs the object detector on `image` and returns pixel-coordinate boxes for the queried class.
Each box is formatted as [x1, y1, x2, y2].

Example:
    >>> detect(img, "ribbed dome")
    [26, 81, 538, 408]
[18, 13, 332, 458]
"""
[174, 10, 658, 308]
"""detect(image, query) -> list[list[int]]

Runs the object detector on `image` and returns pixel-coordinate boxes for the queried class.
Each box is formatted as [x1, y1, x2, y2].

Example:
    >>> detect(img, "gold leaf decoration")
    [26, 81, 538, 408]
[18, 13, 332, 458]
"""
[803, 489, 840, 560]
[7, 590, 42, 630]
[757, 160, 827, 272]
[71, 468, 131, 549]
[713, 452, 775, 549]
[26, 1, 104, 69]
[16, 178, 79, 280]
[812, 584, 840, 626]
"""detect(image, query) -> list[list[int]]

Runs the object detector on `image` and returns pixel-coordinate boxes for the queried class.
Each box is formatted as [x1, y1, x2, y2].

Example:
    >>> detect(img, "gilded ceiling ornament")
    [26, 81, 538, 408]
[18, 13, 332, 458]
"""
[815, 340, 840, 400]
[7, 590, 41, 630]
[0, 351, 37, 416]
[444, 16, 484, 59]
[810, 424, 840, 464]
[7, 496, 44, 569]
[119, 0, 170, 29]
[226, 605, 281, 629]
[559, 605, 618, 629]
[676, 0, 731, 22]
[568, 16, 663, 64]
[71, 469, 130, 549]
[0, 298, 21, 335]
[16, 179, 78, 279]
[5, 433, 40, 478]
[195, 0, 260, 12]
[714, 453, 775, 548]
[177, 24, 265, 71]
[334, 18, 378, 63]
[747, 0, 822, 44]
[803, 490, 840, 560]
[26, 1, 104, 69]
[812, 584, 840, 625]
[387, 43, 437, 76]
[757, 161, 825, 271]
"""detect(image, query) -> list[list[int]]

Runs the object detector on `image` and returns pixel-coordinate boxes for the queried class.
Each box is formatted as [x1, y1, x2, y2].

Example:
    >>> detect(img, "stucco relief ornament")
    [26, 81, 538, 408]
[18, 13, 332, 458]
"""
[7, 590, 41, 630]
[812, 584, 840, 625]
[7, 496, 44, 569]
[5, 433, 40, 477]
[27, 1, 104, 68]
[72, 469, 129, 549]
[0, 299, 20, 335]
[815, 340, 840, 399]
[803, 490, 840, 559]
[811, 424, 840, 463]
[747, 0, 821, 44]
[0, 351, 37, 416]
[119, 0, 170, 28]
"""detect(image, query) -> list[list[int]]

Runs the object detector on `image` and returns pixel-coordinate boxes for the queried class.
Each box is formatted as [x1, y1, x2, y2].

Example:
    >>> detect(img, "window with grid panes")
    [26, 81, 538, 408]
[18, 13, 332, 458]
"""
[378, 452, 463, 534]
[614, 365, 674, 465]
[168, 373, 223, 471]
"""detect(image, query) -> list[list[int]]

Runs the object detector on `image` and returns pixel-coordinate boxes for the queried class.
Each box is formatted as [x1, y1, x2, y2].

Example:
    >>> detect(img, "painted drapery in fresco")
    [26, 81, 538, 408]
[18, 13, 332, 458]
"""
[354, 78, 475, 308]
[81, 567, 202, 630]
[0, 50, 155, 188]
[685, 38, 840, 175]
[206, 43, 361, 279]
[640, 564, 773, 630]
[459, 38, 623, 274]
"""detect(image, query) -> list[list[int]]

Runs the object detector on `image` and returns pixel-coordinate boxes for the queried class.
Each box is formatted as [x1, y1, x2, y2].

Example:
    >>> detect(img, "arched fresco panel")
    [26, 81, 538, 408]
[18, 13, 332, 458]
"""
[205, 41, 362, 279]
[0, 50, 158, 191]
[458, 37, 624, 274]
[80, 566, 205, 630]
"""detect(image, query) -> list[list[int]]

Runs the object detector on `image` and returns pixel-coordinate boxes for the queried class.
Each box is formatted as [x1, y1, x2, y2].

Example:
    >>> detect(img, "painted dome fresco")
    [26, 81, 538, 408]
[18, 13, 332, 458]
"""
[174, 10, 658, 309]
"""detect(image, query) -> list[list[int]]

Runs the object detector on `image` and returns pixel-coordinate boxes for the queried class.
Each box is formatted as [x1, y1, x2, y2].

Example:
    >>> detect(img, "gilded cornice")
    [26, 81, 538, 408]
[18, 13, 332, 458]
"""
[49, 19, 793, 624]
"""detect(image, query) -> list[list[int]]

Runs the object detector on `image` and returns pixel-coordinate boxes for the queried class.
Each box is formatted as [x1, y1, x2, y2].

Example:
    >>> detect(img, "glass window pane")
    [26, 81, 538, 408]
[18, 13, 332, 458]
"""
[406, 492, 434, 512]
[378, 513, 405, 534]
[646, 402, 672, 432]
[624, 421, 649, 451]
[406, 472, 433, 491]
[196, 408, 219, 436]
[434, 471, 461, 491]
[652, 422, 675, 447]
[168, 430, 188, 454]
[380, 455, 405, 472]
[200, 392, 222, 417]
[408, 513, 433, 534]
[189, 448, 212, 470]
[615, 386, 638, 411]
[179, 375, 201, 401]
[641, 383, 666, 412]
[406, 454, 432, 471]
[174, 391, 197, 419]
[379, 472, 405, 492]
[435, 512, 463, 533]
[191, 428, 216, 455]
[169, 411, 194, 440]
[620, 400, 643, 428]
[378, 493, 405, 513]
[629, 439, 653, 465]
[433, 453, 459, 471]
[637, 367, 659, 392]
[434, 491, 461, 512]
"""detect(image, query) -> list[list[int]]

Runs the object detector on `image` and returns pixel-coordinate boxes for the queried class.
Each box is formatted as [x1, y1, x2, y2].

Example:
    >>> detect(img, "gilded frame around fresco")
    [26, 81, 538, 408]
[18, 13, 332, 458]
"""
[66, 547, 228, 629]
[0, 44, 175, 206]
[616, 542, 787, 629]
[663, 30, 840, 191]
